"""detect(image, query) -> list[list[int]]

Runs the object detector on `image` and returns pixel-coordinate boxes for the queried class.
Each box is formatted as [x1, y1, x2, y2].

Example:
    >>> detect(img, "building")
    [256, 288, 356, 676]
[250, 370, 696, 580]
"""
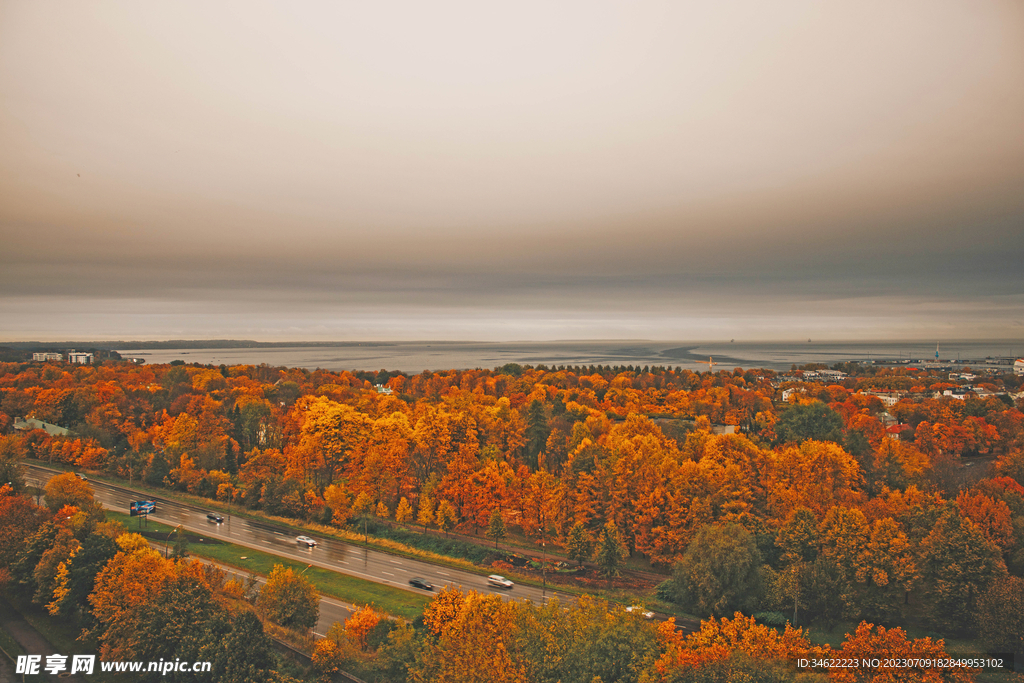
[859, 390, 904, 407]
[781, 387, 806, 402]
[32, 352, 63, 361]
[886, 424, 913, 441]
[68, 352, 94, 364]
[818, 369, 848, 382]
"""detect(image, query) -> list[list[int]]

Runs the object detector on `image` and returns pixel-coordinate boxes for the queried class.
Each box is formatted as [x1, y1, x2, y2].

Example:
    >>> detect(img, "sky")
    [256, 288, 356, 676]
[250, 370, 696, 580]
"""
[2, 1, 1023, 342]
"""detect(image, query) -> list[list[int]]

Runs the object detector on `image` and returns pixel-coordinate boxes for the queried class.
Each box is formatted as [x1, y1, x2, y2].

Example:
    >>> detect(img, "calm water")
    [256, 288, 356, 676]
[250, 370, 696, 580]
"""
[118, 340, 1022, 373]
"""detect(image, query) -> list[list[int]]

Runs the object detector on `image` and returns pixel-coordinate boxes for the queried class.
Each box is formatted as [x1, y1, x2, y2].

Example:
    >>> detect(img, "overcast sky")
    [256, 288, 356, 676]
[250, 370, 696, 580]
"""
[2, 1, 1023, 342]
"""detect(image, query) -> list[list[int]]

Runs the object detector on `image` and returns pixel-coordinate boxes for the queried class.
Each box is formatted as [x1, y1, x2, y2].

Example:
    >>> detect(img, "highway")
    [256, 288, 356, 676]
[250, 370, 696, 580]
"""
[25, 465, 577, 632]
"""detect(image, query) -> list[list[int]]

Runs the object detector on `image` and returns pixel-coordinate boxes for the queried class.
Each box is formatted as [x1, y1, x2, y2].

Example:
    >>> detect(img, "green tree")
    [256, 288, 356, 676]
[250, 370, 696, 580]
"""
[976, 575, 1024, 660]
[486, 509, 507, 549]
[53, 530, 119, 618]
[566, 522, 593, 567]
[353, 491, 373, 543]
[920, 509, 1005, 634]
[375, 623, 419, 682]
[665, 522, 763, 617]
[807, 554, 845, 630]
[0, 439, 26, 492]
[594, 520, 626, 578]
[775, 507, 818, 626]
[436, 500, 458, 537]
[775, 401, 844, 445]
[524, 399, 550, 470]
[10, 520, 61, 594]
[256, 563, 319, 630]
[131, 567, 218, 676]
[185, 611, 278, 683]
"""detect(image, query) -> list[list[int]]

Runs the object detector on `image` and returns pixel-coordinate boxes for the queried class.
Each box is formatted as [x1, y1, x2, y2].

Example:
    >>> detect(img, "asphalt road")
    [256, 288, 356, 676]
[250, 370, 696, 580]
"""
[25, 465, 577, 628]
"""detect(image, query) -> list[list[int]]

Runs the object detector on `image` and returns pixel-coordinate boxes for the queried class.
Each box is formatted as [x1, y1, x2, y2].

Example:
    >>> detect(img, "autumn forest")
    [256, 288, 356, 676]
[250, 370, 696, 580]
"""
[2, 358, 1023, 682]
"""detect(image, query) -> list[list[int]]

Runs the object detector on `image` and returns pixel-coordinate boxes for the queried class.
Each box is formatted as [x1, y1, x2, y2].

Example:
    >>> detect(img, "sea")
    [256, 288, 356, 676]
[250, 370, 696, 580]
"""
[116, 340, 1023, 373]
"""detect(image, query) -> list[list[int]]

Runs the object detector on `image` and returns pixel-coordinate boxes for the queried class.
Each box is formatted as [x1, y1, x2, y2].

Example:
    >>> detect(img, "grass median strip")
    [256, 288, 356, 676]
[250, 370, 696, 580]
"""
[106, 512, 431, 621]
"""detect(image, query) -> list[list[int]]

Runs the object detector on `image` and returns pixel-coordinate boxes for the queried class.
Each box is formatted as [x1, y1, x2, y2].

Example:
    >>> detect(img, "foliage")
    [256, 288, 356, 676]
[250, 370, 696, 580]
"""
[43, 472, 96, 513]
[416, 589, 662, 683]
[775, 401, 845, 445]
[486, 508, 507, 548]
[919, 509, 1006, 634]
[664, 523, 763, 617]
[395, 496, 414, 524]
[830, 622, 975, 682]
[594, 520, 627, 578]
[566, 521, 593, 566]
[436, 499, 458, 536]
[256, 563, 320, 630]
[976, 574, 1024, 659]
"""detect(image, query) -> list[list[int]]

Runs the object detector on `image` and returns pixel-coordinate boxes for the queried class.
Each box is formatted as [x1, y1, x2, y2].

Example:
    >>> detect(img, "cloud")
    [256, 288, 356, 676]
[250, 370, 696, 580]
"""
[1, 1, 1023, 340]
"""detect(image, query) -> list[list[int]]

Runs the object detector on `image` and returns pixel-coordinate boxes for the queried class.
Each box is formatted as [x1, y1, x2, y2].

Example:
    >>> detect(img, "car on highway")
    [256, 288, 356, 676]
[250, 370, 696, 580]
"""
[625, 605, 655, 619]
[487, 574, 513, 589]
[296, 535, 318, 548]
[75, 473, 88, 481]
[408, 578, 434, 591]
[206, 513, 224, 523]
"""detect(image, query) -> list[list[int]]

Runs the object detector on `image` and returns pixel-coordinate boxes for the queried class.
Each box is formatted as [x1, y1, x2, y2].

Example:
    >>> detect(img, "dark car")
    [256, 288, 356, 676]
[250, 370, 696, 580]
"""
[206, 513, 224, 523]
[408, 578, 434, 591]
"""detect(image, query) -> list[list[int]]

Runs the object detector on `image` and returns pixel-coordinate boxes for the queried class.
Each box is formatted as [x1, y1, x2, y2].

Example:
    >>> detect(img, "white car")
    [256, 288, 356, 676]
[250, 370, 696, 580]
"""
[625, 605, 654, 619]
[487, 574, 513, 589]
[296, 535, 318, 548]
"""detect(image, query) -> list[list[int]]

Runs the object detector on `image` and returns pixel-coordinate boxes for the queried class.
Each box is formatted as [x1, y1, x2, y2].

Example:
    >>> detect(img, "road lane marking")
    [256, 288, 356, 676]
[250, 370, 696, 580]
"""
[382, 571, 395, 576]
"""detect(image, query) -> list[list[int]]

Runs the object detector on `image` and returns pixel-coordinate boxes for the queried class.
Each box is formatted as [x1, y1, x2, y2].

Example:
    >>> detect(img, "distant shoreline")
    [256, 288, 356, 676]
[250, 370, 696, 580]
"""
[2, 338, 1019, 350]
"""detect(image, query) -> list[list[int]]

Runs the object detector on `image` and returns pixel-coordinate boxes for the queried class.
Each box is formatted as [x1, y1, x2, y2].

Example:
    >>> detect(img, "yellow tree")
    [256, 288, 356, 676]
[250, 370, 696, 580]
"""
[88, 536, 175, 659]
[294, 396, 371, 491]
[413, 588, 528, 683]
[819, 505, 870, 615]
[852, 517, 918, 621]
[395, 497, 414, 524]
[43, 472, 95, 513]
[256, 563, 319, 630]
[770, 440, 864, 519]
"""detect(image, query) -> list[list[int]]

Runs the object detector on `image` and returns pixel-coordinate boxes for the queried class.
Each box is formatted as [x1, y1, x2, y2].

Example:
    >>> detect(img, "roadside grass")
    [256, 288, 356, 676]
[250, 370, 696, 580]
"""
[35, 461, 669, 615]
[106, 511, 431, 621]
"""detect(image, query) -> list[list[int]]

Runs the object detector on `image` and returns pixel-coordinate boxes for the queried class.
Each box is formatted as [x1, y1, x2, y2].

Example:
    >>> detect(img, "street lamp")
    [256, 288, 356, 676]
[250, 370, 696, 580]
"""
[164, 524, 183, 559]
[541, 541, 546, 603]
